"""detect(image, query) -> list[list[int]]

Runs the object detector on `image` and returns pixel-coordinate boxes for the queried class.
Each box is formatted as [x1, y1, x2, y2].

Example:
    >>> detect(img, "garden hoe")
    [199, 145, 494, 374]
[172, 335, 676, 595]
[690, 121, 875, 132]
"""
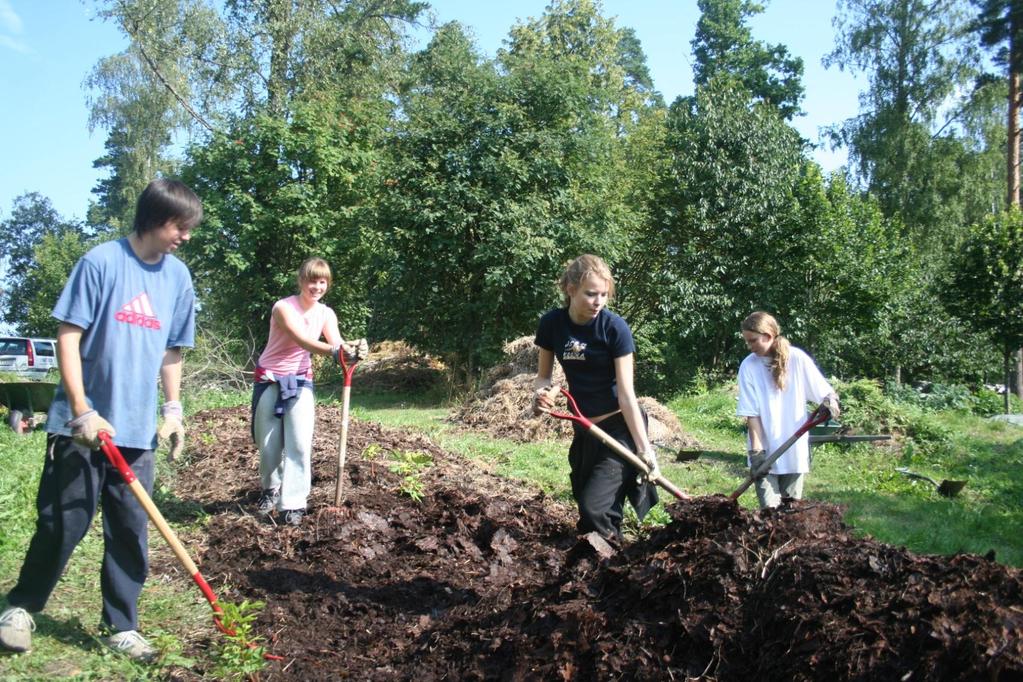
[97, 432, 283, 661]
[895, 467, 967, 497]
[729, 404, 832, 501]
[542, 387, 690, 502]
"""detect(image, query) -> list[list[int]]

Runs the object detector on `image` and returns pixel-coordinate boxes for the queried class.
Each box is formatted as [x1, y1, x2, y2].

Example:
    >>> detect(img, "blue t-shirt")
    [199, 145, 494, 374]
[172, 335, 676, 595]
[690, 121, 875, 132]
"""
[46, 238, 196, 449]
[534, 307, 635, 417]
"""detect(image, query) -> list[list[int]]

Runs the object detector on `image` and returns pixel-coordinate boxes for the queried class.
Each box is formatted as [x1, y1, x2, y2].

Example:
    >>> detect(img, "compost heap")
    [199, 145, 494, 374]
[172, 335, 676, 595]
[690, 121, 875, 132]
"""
[451, 336, 700, 451]
[162, 404, 1023, 681]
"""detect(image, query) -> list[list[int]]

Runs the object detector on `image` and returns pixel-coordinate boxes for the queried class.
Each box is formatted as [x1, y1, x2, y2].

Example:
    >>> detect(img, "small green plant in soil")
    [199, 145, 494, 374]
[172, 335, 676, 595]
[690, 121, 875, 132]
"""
[209, 599, 269, 681]
[389, 450, 434, 502]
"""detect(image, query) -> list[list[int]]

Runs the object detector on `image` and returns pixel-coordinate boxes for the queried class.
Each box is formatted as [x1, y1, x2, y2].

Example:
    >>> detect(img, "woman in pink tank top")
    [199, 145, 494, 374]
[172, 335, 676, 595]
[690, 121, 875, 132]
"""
[251, 257, 366, 526]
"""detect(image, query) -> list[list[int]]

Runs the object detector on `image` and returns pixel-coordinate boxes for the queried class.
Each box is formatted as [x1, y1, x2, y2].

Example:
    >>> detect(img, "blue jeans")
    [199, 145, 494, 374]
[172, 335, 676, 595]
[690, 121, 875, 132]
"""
[7, 435, 154, 632]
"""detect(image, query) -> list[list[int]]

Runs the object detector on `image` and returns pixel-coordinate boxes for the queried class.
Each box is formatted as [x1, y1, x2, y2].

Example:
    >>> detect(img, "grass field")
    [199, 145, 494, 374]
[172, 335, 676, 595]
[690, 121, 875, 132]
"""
[1, 382, 1020, 679]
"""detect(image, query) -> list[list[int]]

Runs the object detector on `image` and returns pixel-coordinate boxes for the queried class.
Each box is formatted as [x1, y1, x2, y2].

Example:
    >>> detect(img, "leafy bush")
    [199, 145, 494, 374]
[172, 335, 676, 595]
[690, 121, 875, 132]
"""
[883, 380, 1023, 417]
[832, 378, 950, 445]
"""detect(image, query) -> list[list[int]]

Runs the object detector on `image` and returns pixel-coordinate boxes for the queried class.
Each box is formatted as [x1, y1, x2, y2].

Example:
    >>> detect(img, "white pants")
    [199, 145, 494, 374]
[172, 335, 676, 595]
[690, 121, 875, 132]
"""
[254, 384, 315, 511]
[755, 473, 805, 509]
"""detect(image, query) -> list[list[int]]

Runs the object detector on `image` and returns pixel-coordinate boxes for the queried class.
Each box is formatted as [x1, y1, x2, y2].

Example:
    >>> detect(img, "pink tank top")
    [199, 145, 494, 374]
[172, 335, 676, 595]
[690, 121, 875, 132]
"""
[257, 295, 330, 377]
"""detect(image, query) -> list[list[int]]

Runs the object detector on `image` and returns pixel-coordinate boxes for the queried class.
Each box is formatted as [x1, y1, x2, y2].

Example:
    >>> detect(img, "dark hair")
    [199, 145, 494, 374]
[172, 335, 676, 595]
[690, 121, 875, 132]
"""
[133, 179, 203, 236]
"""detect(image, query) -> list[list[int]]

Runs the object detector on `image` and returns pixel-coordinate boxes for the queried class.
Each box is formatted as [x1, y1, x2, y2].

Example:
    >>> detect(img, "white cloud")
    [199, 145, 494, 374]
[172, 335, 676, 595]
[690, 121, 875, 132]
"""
[0, 34, 27, 53]
[0, 0, 22, 34]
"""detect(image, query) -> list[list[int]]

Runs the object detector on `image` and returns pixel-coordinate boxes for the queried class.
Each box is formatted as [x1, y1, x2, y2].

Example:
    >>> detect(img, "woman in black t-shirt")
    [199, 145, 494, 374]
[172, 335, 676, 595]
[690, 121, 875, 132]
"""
[532, 254, 661, 539]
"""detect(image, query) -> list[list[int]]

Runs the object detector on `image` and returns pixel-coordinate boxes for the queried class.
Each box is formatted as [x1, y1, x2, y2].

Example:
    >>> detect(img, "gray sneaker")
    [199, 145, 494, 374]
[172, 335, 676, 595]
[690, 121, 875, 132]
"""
[257, 488, 280, 515]
[284, 509, 304, 526]
[101, 630, 158, 662]
[0, 606, 35, 652]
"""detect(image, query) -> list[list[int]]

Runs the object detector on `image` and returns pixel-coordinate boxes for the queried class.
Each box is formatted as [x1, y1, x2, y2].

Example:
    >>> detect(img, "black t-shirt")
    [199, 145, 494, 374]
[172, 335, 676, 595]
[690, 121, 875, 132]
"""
[534, 307, 635, 417]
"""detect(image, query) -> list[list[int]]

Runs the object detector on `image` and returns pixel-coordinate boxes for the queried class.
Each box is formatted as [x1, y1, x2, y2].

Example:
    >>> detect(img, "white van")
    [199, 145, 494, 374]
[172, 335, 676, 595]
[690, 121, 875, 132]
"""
[0, 337, 59, 379]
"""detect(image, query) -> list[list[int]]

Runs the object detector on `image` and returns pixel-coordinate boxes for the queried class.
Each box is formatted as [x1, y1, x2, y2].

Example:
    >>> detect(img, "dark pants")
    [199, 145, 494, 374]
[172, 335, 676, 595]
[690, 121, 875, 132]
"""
[7, 435, 154, 632]
[568, 411, 657, 539]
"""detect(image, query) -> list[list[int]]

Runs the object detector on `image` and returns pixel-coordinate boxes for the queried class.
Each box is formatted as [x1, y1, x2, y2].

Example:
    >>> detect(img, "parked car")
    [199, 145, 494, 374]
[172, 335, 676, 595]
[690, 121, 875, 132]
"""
[0, 336, 59, 379]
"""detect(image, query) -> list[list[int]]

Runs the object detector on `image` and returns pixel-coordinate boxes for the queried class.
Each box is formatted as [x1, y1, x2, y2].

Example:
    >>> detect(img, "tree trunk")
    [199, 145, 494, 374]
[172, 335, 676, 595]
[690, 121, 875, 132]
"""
[1004, 346, 1012, 415]
[1008, 20, 1020, 408]
[1017, 347, 1023, 404]
[1009, 68, 1020, 208]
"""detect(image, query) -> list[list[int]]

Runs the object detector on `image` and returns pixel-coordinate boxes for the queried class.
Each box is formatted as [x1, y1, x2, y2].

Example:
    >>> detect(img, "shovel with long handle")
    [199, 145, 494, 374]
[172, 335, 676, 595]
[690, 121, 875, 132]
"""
[729, 405, 831, 501]
[97, 431, 283, 659]
[543, 387, 690, 502]
[333, 352, 360, 507]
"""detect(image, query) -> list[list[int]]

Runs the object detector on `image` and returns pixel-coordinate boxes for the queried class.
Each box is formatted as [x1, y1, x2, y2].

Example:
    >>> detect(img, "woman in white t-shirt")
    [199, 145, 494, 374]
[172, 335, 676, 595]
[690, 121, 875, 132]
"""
[736, 311, 840, 509]
[251, 258, 366, 525]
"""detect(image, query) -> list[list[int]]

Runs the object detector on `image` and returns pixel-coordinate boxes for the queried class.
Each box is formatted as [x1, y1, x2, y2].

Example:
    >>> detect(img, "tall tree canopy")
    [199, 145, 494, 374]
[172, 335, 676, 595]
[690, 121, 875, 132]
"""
[691, 0, 805, 119]
[373, 1, 658, 372]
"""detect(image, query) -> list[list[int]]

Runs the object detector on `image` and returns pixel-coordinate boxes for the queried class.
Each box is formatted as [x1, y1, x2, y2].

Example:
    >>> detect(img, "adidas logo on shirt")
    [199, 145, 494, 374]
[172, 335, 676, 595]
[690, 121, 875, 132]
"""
[115, 293, 162, 330]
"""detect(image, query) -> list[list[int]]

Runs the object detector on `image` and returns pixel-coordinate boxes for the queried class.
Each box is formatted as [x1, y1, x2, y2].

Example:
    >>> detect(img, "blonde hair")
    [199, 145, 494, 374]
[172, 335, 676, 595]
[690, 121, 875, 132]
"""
[297, 257, 333, 289]
[741, 311, 790, 390]
[558, 254, 615, 307]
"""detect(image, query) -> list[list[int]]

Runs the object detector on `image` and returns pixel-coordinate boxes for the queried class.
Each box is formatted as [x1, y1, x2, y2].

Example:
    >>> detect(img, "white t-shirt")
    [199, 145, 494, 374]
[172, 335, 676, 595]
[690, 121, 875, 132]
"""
[736, 346, 834, 474]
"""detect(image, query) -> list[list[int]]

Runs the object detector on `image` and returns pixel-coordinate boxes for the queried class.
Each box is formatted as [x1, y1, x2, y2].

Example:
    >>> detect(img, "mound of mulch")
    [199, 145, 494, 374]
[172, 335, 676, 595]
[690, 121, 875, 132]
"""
[329, 340, 447, 393]
[450, 336, 700, 450]
[160, 404, 1023, 681]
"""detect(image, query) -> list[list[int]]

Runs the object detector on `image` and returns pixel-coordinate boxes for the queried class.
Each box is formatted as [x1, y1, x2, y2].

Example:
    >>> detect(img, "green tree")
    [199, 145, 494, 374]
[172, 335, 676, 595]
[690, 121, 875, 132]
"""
[973, 0, 1023, 206]
[182, 98, 379, 338]
[691, 0, 805, 119]
[92, 0, 426, 337]
[19, 231, 92, 337]
[634, 81, 805, 389]
[87, 0, 225, 229]
[944, 208, 1023, 411]
[374, 3, 653, 373]
[0, 194, 89, 333]
[825, 0, 984, 246]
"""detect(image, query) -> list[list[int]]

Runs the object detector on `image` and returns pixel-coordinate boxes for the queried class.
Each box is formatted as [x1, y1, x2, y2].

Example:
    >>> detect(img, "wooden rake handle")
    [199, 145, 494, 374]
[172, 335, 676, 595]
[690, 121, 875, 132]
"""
[544, 388, 689, 502]
[729, 405, 832, 501]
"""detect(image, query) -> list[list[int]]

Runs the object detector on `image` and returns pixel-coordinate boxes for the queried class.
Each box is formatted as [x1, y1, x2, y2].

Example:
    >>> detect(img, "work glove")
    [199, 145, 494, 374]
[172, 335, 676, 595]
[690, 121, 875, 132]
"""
[158, 400, 185, 462]
[748, 449, 768, 481]
[66, 410, 116, 450]
[332, 338, 369, 365]
[638, 447, 661, 485]
[532, 385, 558, 416]
[821, 395, 842, 420]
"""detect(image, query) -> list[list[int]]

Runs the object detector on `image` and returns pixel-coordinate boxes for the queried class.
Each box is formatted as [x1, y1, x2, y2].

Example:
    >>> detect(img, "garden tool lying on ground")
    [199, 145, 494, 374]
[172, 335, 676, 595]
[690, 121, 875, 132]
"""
[542, 387, 689, 501]
[895, 467, 967, 497]
[652, 442, 701, 462]
[729, 405, 832, 501]
[98, 432, 283, 660]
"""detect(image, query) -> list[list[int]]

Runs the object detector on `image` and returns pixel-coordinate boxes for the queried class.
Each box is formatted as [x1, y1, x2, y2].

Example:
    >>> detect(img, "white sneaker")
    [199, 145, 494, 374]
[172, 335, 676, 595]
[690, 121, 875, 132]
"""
[0, 607, 35, 652]
[101, 629, 158, 662]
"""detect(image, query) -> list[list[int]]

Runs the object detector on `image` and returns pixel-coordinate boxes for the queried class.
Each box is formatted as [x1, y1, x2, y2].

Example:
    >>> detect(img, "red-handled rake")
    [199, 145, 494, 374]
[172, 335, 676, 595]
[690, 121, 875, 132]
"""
[333, 351, 361, 507]
[542, 387, 690, 502]
[97, 431, 283, 660]
[729, 405, 832, 501]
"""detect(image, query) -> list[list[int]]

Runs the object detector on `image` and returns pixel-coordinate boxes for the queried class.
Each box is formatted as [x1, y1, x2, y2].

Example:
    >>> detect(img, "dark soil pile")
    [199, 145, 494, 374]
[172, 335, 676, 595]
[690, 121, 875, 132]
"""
[165, 405, 1023, 681]
[450, 336, 700, 451]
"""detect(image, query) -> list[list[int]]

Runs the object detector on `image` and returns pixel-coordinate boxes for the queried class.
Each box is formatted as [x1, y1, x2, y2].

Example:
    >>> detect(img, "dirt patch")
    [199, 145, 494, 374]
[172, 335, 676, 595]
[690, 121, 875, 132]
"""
[159, 404, 1023, 680]
[450, 336, 700, 450]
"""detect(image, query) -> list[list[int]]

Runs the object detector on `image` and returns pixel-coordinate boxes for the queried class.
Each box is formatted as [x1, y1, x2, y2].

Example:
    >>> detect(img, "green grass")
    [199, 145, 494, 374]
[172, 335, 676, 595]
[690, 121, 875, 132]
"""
[0, 426, 210, 680]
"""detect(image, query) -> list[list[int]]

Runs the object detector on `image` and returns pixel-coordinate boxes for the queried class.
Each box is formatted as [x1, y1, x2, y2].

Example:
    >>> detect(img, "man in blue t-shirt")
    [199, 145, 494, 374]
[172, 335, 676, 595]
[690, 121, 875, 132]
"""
[0, 179, 202, 662]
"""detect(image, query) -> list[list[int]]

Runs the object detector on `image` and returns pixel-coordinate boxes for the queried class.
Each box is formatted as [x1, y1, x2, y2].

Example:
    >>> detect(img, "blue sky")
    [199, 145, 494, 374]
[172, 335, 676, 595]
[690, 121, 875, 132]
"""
[0, 0, 864, 223]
